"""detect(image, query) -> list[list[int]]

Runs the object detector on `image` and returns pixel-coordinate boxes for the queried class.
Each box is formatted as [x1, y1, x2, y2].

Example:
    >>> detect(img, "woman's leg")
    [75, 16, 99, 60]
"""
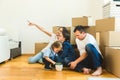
[28, 52, 43, 64]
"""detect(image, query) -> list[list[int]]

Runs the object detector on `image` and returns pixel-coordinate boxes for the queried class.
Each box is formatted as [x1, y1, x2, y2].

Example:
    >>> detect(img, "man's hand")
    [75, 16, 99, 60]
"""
[69, 61, 77, 69]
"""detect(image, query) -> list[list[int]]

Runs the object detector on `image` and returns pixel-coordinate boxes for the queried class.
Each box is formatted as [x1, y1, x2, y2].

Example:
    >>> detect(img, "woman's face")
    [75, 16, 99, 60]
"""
[56, 27, 65, 42]
[57, 33, 65, 42]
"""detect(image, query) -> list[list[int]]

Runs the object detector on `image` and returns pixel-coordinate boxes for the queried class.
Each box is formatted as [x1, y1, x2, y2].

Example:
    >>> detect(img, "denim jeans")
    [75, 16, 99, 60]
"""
[43, 55, 60, 68]
[28, 52, 43, 64]
[74, 43, 103, 72]
[61, 56, 76, 67]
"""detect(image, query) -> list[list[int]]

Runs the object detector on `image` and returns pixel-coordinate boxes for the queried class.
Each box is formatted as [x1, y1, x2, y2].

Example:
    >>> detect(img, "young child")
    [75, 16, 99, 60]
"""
[42, 41, 62, 70]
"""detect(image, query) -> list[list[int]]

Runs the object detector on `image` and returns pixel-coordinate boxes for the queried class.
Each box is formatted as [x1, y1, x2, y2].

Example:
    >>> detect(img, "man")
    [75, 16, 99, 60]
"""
[69, 25, 103, 76]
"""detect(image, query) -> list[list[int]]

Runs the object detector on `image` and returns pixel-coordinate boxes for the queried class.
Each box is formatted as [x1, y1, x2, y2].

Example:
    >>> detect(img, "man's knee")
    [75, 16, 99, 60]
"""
[85, 43, 93, 50]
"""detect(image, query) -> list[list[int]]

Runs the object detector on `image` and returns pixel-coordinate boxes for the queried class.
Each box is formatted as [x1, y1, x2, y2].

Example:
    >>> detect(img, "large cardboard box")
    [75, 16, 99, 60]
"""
[72, 16, 93, 27]
[105, 47, 120, 77]
[85, 26, 96, 38]
[96, 17, 120, 31]
[100, 31, 120, 47]
[35, 43, 48, 54]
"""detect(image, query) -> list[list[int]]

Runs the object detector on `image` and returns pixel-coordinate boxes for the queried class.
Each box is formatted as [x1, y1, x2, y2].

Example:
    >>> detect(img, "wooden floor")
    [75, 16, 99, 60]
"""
[0, 55, 118, 80]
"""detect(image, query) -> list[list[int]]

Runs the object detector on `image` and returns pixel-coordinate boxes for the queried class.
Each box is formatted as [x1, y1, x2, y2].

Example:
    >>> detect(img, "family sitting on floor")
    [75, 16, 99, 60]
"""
[28, 21, 103, 76]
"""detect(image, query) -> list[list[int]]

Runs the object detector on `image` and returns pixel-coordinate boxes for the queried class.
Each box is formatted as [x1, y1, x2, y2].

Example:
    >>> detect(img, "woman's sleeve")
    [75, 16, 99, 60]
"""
[59, 43, 70, 58]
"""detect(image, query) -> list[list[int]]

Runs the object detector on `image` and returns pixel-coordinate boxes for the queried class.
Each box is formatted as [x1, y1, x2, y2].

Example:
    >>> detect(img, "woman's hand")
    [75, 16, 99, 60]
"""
[28, 21, 36, 26]
[27, 20, 52, 36]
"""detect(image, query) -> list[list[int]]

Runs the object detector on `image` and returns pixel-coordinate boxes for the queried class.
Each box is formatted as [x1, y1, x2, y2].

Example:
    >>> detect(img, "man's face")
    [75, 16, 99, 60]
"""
[74, 30, 85, 40]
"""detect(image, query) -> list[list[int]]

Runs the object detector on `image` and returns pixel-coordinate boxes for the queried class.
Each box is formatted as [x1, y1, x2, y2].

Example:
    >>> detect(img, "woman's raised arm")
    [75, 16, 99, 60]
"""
[28, 21, 52, 36]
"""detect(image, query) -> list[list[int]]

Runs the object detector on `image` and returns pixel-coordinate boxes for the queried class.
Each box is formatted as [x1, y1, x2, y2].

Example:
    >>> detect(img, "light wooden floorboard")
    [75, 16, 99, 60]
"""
[0, 55, 118, 80]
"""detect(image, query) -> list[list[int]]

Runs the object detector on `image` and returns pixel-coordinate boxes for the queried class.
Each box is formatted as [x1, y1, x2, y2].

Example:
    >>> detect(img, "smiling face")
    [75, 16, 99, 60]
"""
[56, 27, 67, 42]
[74, 30, 86, 40]
[57, 33, 65, 42]
[56, 27, 64, 41]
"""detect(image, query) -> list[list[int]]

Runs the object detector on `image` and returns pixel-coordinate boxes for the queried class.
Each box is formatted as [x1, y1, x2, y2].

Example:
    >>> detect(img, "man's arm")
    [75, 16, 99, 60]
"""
[69, 52, 87, 69]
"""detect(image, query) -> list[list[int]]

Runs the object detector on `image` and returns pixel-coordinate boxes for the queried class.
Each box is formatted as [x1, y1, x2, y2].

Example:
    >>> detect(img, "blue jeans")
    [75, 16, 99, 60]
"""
[43, 55, 60, 68]
[61, 56, 76, 67]
[74, 43, 103, 72]
[28, 52, 43, 64]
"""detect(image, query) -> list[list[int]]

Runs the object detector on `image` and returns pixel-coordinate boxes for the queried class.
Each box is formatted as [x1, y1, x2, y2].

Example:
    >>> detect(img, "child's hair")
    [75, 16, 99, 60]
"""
[51, 41, 62, 49]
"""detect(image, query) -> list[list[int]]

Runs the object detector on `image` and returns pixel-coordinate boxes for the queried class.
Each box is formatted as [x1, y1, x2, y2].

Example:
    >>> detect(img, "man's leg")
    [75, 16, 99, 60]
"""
[85, 43, 103, 76]
[74, 56, 91, 72]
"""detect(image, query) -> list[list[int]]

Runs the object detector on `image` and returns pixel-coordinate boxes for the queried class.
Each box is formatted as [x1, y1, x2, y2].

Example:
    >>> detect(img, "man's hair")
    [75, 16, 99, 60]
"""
[51, 41, 62, 49]
[73, 25, 86, 33]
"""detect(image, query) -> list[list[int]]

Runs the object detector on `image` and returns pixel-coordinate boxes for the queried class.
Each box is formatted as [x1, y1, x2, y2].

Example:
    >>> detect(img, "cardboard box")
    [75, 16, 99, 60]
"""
[96, 17, 120, 31]
[35, 43, 48, 54]
[70, 27, 76, 44]
[105, 47, 120, 77]
[85, 26, 96, 38]
[100, 31, 120, 47]
[72, 16, 93, 27]
[103, 1, 120, 18]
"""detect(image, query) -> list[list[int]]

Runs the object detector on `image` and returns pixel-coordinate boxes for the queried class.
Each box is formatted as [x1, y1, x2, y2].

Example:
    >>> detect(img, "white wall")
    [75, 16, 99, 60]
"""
[0, 0, 103, 54]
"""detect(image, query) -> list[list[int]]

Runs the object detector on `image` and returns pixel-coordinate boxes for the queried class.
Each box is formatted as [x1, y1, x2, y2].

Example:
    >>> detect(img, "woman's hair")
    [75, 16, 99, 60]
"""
[73, 25, 86, 33]
[51, 41, 62, 49]
[58, 27, 69, 33]
[58, 27, 70, 42]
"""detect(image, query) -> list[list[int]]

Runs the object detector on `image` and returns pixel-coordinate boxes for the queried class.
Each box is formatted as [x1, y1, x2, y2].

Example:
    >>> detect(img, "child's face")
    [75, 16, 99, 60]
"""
[53, 47, 62, 53]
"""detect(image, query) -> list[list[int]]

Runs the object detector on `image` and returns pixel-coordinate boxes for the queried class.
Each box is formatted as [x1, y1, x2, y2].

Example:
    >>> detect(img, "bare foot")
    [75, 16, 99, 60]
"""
[82, 68, 91, 74]
[91, 67, 102, 76]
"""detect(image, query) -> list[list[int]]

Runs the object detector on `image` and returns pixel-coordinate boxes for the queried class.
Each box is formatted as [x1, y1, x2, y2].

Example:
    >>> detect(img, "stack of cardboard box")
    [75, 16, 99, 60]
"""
[96, 17, 120, 77]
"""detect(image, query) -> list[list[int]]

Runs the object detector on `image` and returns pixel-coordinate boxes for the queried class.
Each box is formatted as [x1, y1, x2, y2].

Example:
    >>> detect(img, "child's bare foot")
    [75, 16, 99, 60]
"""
[82, 68, 91, 74]
[91, 67, 102, 76]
